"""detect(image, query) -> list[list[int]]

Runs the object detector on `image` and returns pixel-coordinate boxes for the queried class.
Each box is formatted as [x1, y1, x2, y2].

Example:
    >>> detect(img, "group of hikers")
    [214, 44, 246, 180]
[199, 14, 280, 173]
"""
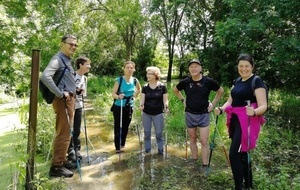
[41, 34, 267, 190]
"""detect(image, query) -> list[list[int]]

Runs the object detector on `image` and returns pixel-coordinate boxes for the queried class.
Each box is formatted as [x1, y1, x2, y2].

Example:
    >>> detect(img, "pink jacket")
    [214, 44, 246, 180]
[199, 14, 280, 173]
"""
[225, 103, 266, 152]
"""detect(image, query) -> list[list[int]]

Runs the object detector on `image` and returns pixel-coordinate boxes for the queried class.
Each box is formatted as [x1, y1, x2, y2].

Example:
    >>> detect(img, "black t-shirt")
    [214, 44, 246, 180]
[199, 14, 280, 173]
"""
[176, 76, 221, 113]
[231, 75, 266, 107]
[142, 83, 167, 115]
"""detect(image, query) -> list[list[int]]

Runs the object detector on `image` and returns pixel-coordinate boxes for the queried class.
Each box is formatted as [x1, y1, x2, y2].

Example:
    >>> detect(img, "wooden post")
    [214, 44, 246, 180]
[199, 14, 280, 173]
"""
[25, 49, 40, 190]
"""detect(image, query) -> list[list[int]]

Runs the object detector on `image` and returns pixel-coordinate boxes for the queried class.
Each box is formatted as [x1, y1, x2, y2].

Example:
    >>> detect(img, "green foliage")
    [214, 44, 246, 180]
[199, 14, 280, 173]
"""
[1, 74, 299, 189]
[31, 174, 68, 190]
[1, 0, 300, 187]
[88, 75, 115, 94]
[253, 126, 300, 189]
[148, 0, 189, 82]
[214, 0, 300, 89]
[266, 89, 300, 130]
[135, 37, 158, 79]
[0, 128, 27, 189]
[2, 0, 299, 94]
[0, 132, 19, 189]
[36, 103, 56, 158]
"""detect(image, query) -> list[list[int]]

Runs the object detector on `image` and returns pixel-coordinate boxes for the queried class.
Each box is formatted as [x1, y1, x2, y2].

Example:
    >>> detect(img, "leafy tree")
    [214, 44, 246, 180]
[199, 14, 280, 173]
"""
[93, 0, 145, 61]
[0, 1, 37, 95]
[214, 0, 300, 89]
[82, 0, 147, 76]
[148, 0, 189, 82]
[135, 37, 158, 80]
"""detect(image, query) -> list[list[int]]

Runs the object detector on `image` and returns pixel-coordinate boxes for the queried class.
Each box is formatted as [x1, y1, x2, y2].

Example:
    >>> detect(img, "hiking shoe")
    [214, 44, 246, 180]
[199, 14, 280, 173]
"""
[116, 150, 124, 154]
[49, 166, 73, 178]
[68, 151, 76, 162]
[64, 160, 77, 170]
[158, 149, 164, 155]
[68, 151, 82, 162]
[76, 151, 83, 160]
[242, 184, 253, 189]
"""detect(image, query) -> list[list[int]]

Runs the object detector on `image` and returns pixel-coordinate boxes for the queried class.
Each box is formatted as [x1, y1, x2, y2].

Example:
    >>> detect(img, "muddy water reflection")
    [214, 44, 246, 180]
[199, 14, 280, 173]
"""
[66, 108, 230, 190]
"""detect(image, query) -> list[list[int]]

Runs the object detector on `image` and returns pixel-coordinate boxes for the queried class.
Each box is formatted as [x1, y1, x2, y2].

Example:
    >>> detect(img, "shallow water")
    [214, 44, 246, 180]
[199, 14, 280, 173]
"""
[66, 107, 232, 190]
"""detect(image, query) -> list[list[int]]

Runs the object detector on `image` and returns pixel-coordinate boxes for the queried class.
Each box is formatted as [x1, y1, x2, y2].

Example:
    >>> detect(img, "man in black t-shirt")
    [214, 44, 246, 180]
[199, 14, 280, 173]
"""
[174, 59, 224, 168]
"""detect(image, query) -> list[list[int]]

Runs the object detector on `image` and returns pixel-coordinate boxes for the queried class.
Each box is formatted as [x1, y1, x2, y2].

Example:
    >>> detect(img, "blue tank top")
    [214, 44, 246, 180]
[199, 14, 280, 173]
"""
[114, 76, 136, 107]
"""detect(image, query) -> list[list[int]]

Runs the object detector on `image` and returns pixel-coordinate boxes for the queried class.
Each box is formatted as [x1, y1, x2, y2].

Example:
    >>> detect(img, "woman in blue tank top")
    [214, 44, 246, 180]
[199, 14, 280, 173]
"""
[111, 61, 141, 153]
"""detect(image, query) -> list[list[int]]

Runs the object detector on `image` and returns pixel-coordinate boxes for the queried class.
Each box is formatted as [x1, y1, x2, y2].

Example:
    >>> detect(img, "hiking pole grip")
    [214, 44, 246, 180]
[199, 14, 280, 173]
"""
[246, 100, 251, 107]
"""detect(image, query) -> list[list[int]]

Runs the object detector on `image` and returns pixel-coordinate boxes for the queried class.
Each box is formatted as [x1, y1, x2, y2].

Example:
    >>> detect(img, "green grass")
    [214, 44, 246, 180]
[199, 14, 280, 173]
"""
[1, 75, 300, 189]
[0, 131, 25, 189]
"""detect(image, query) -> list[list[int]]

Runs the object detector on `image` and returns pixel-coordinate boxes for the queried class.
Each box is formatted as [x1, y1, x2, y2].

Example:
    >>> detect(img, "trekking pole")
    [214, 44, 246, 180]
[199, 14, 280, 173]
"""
[82, 95, 90, 164]
[215, 120, 230, 167]
[65, 100, 82, 180]
[135, 108, 142, 152]
[246, 100, 251, 189]
[136, 122, 142, 151]
[185, 127, 188, 159]
[119, 98, 123, 161]
[183, 107, 188, 159]
[205, 114, 218, 176]
[165, 113, 168, 158]
[81, 127, 95, 150]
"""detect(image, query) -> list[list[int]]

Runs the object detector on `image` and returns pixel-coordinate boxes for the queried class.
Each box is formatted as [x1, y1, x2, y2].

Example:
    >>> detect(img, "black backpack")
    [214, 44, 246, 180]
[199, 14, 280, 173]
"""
[39, 56, 67, 104]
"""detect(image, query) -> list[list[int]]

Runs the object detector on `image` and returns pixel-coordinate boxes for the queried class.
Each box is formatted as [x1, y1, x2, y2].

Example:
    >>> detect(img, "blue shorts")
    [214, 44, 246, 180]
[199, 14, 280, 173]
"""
[185, 112, 210, 128]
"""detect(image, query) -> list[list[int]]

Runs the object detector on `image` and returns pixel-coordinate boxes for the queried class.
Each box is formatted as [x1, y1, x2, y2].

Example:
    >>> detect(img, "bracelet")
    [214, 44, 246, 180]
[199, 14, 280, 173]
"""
[181, 99, 185, 102]
[218, 107, 223, 114]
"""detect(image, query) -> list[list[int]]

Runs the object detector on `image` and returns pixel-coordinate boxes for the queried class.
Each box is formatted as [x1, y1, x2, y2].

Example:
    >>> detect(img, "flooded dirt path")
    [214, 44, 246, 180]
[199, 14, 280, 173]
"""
[65, 101, 232, 190]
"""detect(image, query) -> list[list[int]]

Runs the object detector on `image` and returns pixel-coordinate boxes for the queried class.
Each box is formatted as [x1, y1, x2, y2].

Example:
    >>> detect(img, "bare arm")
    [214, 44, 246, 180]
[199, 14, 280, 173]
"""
[214, 94, 233, 115]
[111, 81, 124, 99]
[163, 93, 169, 112]
[173, 86, 185, 102]
[140, 92, 145, 110]
[246, 88, 267, 116]
[208, 86, 224, 112]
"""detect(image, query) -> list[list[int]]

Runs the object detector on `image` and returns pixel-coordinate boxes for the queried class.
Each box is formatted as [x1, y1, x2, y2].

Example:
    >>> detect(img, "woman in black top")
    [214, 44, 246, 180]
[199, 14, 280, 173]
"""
[174, 59, 224, 167]
[140, 66, 169, 155]
[215, 54, 267, 190]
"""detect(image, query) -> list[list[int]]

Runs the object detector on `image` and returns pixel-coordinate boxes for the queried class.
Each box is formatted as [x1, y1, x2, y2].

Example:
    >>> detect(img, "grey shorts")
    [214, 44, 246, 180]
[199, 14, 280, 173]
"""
[185, 112, 210, 128]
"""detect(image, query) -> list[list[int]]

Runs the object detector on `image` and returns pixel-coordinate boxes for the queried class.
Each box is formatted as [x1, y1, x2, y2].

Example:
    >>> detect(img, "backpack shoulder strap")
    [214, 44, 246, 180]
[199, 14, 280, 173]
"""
[55, 56, 68, 85]
[251, 75, 259, 96]
[234, 77, 242, 86]
[117, 76, 123, 93]
[251, 75, 268, 100]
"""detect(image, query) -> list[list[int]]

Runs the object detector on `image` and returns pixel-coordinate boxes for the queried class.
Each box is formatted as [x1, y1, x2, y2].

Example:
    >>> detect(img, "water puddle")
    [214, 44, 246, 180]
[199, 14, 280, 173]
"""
[66, 106, 232, 190]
